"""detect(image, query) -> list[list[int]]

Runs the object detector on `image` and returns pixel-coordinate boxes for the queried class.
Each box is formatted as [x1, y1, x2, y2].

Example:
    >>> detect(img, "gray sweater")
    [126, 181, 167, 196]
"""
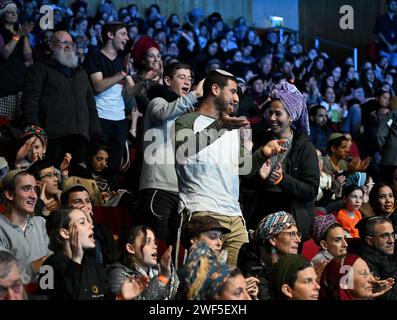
[139, 92, 198, 192]
[0, 213, 49, 282]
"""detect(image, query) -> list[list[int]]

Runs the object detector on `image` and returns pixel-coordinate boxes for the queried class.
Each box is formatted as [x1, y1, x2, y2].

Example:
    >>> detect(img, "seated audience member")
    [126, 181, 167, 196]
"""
[0, 170, 50, 283]
[311, 214, 348, 266]
[335, 185, 364, 238]
[0, 250, 27, 300]
[308, 105, 332, 153]
[28, 159, 62, 218]
[272, 254, 320, 300]
[181, 215, 231, 260]
[237, 211, 301, 300]
[315, 149, 335, 207]
[319, 253, 394, 300]
[14, 126, 48, 170]
[352, 216, 397, 300]
[107, 225, 179, 300]
[369, 183, 397, 231]
[179, 241, 253, 300]
[60, 183, 118, 266]
[84, 140, 137, 208]
[181, 215, 259, 298]
[41, 208, 107, 300]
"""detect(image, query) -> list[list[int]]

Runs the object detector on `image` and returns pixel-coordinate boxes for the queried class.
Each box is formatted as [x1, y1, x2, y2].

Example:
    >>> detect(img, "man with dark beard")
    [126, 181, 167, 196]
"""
[22, 31, 101, 167]
[174, 69, 287, 266]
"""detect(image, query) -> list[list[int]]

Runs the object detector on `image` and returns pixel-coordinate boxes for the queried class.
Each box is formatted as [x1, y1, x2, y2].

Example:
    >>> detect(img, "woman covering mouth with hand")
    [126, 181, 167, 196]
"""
[39, 208, 107, 300]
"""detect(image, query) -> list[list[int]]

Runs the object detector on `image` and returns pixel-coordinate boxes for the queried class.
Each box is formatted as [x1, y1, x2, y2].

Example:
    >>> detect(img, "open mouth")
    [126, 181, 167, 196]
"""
[151, 252, 157, 259]
[27, 200, 35, 206]
[181, 87, 189, 94]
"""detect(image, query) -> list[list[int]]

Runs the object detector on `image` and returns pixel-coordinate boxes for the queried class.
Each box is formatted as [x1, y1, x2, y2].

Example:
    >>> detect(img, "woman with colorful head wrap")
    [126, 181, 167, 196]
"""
[237, 211, 301, 300]
[179, 241, 253, 300]
[247, 80, 320, 243]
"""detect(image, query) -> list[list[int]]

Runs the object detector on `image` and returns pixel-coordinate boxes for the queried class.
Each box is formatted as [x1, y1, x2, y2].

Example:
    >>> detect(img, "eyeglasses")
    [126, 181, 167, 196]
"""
[175, 74, 193, 83]
[0, 282, 23, 299]
[52, 39, 75, 47]
[370, 232, 396, 240]
[280, 231, 302, 240]
[358, 270, 374, 280]
[39, 171, 58, 179]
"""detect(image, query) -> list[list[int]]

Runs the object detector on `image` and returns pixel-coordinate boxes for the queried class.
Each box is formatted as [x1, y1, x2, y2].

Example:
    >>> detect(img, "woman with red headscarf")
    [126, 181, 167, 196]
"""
[319, 253, 394, 300]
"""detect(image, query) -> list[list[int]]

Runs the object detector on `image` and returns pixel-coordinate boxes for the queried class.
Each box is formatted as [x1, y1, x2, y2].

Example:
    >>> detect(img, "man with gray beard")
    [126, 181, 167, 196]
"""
[22, 31, 101, 167]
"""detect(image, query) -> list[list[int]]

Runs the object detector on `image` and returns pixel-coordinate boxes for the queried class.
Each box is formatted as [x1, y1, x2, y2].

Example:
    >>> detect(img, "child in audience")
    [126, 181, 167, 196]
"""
[335, 185, 364, 238]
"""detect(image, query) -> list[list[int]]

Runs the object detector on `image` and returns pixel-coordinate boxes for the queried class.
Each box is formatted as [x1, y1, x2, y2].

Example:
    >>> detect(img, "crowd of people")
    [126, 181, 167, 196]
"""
[1, 0, 397, 301]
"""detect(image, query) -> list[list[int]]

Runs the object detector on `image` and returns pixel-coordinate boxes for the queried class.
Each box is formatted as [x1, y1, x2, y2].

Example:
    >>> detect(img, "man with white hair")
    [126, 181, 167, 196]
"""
[22, 31, 101, 167]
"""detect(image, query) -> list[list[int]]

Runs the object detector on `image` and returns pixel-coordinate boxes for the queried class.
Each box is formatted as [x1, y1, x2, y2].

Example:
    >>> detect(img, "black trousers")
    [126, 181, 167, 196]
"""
[138, 188, 180, 244]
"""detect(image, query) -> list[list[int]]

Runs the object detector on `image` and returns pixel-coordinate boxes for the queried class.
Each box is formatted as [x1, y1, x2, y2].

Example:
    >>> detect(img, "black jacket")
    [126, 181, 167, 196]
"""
[22, 58, 101, 141]
[237, 239, 273, 300]
[248, 131, 319, 240]
[40, 253, 107, 300]
[350, 241, 397, 300]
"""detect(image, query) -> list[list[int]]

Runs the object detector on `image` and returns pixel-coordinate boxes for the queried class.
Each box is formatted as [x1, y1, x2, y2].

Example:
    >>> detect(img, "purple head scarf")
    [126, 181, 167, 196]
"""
[311, 214, 339, 245]
[270, 80, 310, 135]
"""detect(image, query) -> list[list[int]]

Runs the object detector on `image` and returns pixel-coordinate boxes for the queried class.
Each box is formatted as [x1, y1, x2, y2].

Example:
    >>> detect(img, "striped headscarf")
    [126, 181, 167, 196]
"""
[270, 80, 310, 135]
[255, 211, 296, 242]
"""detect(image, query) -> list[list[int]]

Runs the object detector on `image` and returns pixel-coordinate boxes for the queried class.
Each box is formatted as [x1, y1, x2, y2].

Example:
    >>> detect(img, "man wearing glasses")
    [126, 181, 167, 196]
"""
[22, 30, 101, 169]
[354, 216, 397, 299]
[28, 159, 62, 218]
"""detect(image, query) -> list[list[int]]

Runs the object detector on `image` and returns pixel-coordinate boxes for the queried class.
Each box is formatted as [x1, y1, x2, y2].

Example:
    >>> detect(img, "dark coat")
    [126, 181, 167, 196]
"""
[377, 111, 397, 167]
[22, 58, 101, 141]
[237, 239, 273, 300]
[248, 131, 320, 240]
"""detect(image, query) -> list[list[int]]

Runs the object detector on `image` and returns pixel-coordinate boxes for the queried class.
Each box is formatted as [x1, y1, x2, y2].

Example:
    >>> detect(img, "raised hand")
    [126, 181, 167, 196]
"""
[69, 222, 83, 264]
[60, 153, 72, 173]
[219, 113, 250, 130]
[245, 276, 259, 300]
[15, 136, 36, 162]
[259, 159, 271, 180]
[159, 245, 172, 279]
[261, 139, 288, 157]
[370, 277, 395, 298]
[117, 275, 148, 300]
[193, 78, 205, 97]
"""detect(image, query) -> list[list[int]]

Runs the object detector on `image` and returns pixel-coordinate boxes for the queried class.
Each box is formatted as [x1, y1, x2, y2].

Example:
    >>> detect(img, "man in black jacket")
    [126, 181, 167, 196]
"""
[22, 31, 101, 167]
[353, 216, 397, 300]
